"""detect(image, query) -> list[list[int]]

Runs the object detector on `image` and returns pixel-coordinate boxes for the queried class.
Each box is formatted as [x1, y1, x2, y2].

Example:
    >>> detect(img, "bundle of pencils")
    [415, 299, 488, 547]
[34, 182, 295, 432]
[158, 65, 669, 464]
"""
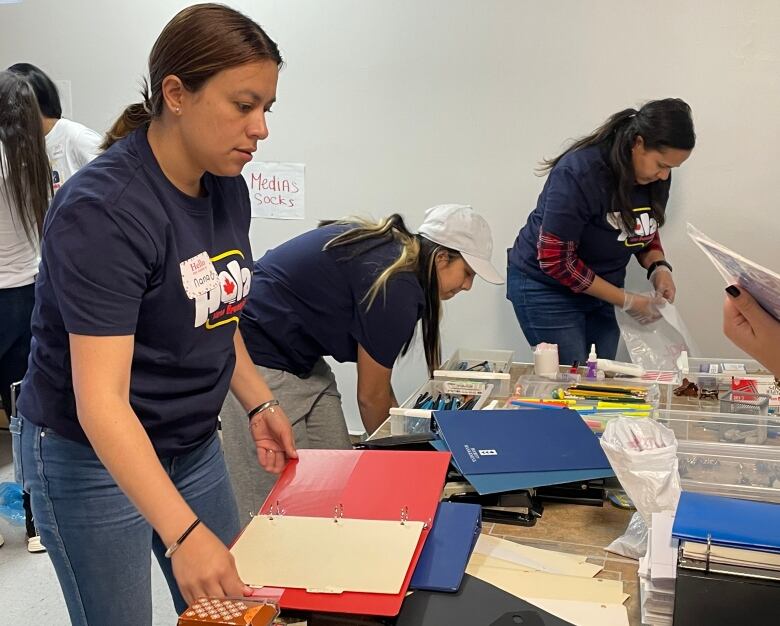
[555, 383, 649, 403]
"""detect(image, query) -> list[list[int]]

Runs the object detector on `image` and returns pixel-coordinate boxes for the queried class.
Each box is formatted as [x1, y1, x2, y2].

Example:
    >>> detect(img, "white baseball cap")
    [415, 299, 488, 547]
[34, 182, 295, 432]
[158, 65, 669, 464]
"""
[418, 204, 504, 285]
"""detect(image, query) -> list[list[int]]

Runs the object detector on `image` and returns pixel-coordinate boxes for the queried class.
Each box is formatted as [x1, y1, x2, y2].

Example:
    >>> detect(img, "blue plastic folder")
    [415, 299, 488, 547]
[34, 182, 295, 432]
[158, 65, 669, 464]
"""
[410, 502, 482, 592]
[432, 408, 612, 474]
[429, 440, 612, 493]
[672, 491, 780, 554]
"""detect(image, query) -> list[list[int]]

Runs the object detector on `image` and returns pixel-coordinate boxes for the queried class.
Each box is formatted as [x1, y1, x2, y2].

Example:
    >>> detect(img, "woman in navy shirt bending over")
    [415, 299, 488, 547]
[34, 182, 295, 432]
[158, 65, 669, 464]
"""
[12, 5, 296, 624]
[222, 204, 503, 516]
[507, 99, 695, 365]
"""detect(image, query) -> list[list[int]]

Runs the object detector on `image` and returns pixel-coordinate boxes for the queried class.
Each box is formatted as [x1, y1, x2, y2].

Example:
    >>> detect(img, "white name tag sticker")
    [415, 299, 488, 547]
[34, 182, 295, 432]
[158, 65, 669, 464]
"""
[180, 251, 218, 299]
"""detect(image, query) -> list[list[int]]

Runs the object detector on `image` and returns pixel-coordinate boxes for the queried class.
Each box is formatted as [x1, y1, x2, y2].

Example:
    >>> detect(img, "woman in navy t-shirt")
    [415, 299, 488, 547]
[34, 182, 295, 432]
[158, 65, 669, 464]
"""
[507, 99, 695, 365]
[221, 204, 504, 517]
[11, 5, 296, 624]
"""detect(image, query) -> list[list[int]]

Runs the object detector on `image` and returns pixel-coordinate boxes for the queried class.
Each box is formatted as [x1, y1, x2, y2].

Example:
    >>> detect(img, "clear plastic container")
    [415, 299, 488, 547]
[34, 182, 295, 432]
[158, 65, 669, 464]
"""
[389, 378, 493, 423]
[654, 408, 780, 502]
[434, 348, 513, 395]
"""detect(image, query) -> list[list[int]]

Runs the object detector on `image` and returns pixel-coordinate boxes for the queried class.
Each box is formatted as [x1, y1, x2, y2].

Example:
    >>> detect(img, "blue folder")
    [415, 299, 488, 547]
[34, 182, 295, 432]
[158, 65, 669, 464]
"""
[432, 409, 612, 475]
[429, 440, 613, 494]
[410, 501, 482, 592]
[672, 491, 780, 554]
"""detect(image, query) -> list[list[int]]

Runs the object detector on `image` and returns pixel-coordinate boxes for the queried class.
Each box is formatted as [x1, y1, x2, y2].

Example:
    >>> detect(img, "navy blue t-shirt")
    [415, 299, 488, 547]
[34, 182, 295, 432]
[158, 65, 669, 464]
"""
[18, 126, 253, 456]
[240, 224, 425, 376]
[508, 145, 670, 289]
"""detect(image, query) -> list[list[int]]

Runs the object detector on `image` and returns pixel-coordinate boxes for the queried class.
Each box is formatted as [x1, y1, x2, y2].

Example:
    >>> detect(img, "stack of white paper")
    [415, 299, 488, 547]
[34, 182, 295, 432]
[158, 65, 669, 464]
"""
[639, 511, 677, 625]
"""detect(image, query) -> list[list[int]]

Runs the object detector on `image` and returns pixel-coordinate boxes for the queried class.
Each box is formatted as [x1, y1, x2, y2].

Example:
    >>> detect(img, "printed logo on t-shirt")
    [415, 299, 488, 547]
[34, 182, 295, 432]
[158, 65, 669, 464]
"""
[607, 207, 657, 248]
[180, 249, 251, 329]
[52, 169, 62, 192]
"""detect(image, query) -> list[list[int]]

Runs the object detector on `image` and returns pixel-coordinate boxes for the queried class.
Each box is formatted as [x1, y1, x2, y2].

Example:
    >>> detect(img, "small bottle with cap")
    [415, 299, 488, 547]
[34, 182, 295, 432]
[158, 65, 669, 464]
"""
[586, 344, 598, 379]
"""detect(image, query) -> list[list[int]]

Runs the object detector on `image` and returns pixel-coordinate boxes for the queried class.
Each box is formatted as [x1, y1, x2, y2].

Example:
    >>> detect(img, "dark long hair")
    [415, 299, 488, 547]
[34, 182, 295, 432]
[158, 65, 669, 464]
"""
[320, 214, 459, 373]
[539, 98, 695, 232]
[0, 71, 52, 242]
[102, 3, 283, 149]
[7, 63, 62, 119]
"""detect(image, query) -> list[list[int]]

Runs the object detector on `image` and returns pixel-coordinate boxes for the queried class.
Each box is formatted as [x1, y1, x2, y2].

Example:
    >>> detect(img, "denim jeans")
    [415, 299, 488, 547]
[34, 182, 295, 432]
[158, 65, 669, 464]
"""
[507, 264, 620, 366]
[11, 413, 240, 626]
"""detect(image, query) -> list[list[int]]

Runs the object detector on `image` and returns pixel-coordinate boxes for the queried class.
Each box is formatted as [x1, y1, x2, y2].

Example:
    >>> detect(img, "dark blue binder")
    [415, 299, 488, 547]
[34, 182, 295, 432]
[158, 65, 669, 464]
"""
[672, 492, 780, 553]
[410, 502, 482, 592]
[429, 439, 613, 494]
[432, 409, 612, 475]
[398, 574, 575, 625]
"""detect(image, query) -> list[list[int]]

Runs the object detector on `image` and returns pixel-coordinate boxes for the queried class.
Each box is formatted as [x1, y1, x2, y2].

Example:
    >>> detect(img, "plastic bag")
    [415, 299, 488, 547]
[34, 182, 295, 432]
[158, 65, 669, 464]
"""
[599, 418, 681, 558]
[616, 294, 698, 372]
[0, 481, 25, 526]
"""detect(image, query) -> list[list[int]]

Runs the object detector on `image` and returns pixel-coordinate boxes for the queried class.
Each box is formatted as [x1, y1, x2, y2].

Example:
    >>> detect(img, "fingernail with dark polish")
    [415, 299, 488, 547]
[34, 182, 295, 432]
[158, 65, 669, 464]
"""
[726, 285, 741, 298]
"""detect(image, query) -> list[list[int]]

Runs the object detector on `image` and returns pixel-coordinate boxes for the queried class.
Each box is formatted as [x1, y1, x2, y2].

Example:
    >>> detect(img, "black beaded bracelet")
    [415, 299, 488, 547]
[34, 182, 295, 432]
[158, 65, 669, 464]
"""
[247, 399, 280, 420]
[164, 517, 201, 559]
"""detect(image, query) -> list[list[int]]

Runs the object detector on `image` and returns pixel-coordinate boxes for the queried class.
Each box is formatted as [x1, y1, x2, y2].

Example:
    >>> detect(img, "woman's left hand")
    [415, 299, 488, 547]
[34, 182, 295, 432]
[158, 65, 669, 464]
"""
[651, 267, 676, 303]
[249, 406, 298, 473]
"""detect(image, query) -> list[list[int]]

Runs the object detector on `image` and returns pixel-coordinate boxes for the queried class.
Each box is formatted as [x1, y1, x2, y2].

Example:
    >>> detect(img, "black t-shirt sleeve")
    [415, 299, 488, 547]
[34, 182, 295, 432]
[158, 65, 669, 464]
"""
[44, 202, 156, 336]
[352, 273, 423, 369]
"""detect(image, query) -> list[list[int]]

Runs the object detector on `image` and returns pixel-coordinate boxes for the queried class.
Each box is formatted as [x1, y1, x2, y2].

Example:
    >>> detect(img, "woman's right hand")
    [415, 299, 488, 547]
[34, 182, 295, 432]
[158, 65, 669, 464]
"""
[622, 291, 665, 324]
[723, 285, 780, 377]
[171, 522, 251, 606]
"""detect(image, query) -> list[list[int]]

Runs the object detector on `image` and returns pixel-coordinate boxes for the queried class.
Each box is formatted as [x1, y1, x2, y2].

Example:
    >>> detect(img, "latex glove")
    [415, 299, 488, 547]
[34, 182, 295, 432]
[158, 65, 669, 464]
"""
[249, 405, 298, 473]
[650, 266, 676, 303]
[172, 523, 251, 605]
[723, 285, 780, 377]
[622, 291, 665, 325]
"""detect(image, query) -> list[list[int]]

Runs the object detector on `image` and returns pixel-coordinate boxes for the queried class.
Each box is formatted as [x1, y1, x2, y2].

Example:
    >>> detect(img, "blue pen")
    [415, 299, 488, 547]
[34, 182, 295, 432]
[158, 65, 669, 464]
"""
[437, 395, 447, 410]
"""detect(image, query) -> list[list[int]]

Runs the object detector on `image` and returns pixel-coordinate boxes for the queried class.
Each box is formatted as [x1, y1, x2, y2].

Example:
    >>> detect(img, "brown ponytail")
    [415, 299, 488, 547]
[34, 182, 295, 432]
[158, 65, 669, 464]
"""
[102, 94, 152, 150]
[101, 3, 282, 150]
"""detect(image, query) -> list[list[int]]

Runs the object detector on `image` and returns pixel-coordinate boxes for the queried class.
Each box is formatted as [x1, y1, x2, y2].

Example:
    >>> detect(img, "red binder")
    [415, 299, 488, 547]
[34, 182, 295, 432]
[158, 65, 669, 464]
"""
[246, 449, 451, 616]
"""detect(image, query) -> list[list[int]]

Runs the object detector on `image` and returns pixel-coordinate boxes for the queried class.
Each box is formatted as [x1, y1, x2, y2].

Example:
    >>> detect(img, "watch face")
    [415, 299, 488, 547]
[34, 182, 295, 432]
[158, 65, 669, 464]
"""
[489, 610, 546, 626]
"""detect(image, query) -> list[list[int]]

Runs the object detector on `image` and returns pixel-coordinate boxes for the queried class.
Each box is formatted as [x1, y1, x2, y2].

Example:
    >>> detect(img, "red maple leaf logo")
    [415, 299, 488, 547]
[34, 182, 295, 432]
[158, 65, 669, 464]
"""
[223, 277, 235, 295]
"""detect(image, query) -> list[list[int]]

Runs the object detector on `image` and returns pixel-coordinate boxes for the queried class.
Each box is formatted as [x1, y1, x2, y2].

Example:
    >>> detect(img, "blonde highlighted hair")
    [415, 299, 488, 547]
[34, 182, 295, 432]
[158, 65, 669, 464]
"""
[320, 214, 459, 373]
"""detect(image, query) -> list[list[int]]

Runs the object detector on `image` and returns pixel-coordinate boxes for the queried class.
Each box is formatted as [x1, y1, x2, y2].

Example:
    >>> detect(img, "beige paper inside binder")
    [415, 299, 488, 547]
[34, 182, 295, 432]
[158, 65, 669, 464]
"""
[467, 553, 628, 604]
[231, 515, 424, 594]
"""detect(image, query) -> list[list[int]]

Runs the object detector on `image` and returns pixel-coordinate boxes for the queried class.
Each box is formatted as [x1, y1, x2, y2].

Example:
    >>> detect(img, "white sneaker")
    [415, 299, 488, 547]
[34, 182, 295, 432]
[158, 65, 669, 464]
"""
[27, 535, 46, 553]
[0, 532, 4, 547]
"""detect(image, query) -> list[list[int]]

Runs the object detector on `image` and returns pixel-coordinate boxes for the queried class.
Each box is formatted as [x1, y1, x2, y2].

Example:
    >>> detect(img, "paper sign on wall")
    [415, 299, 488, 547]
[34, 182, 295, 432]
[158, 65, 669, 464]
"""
[242, 161, 305, 220]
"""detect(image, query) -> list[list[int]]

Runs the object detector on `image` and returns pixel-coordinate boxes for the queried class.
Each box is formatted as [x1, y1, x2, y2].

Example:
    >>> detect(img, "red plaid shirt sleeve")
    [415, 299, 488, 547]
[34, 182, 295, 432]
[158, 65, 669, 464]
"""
[537, 228, 596, 293]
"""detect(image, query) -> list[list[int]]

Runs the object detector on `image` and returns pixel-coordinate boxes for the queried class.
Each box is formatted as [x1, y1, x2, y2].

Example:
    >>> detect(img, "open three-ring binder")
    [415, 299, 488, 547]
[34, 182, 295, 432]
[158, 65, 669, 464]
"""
[673, 491, 780, 581]
[232, 449, 451, 616]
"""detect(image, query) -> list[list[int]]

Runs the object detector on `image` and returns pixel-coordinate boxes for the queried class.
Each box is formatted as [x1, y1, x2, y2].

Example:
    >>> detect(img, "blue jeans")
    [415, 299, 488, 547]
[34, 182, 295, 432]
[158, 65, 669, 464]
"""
[507, 264, 620, 366]
[11, 414, 240, 626]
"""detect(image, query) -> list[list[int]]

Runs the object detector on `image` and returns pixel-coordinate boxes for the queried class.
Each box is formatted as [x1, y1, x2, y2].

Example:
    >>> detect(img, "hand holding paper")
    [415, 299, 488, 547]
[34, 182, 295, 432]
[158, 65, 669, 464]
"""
[724, 285, 780, 377]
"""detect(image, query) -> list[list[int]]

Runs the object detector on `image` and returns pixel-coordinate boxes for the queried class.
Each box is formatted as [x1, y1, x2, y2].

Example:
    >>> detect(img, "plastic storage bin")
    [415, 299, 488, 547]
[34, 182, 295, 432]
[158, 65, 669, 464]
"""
[654, 408, 780, 502]
[389, 378, 493, 435]
[433, 348, 513, 396]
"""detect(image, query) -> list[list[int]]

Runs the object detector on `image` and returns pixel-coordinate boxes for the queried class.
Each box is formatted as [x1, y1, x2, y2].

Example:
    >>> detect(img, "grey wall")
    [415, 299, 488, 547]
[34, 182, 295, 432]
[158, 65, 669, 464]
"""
[3, 0, 778, 433]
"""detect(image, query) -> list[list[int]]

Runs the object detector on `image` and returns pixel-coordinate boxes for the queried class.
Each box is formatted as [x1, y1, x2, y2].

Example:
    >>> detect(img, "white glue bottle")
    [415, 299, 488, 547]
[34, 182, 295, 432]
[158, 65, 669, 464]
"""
[586, 344, 598, 379]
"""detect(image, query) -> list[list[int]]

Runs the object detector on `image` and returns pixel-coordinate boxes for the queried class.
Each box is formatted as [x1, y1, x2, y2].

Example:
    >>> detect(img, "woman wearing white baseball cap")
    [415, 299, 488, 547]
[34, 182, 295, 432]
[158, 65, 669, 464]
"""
[221, 203, 503, 518]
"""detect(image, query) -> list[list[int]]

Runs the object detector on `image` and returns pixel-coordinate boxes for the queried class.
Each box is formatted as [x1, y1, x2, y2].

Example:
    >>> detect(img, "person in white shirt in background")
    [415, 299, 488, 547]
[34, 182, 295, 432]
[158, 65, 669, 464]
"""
[8, 63, 102, 191]
[5, 63, 101, 554]
[0, 70, 53, 553]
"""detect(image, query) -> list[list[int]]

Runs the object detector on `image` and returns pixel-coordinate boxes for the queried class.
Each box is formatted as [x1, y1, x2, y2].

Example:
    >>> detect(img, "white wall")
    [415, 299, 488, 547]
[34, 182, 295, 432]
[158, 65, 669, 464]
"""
[3, 1, 779, 433]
